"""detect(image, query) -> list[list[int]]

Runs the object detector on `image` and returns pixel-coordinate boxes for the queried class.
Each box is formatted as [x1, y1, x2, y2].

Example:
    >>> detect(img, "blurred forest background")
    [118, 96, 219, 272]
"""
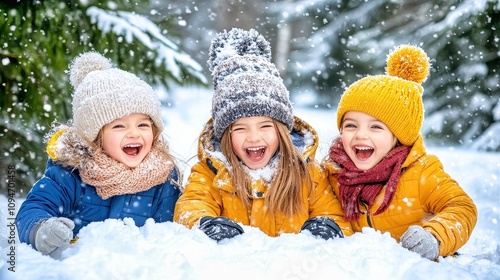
[1, 0, 499, 195]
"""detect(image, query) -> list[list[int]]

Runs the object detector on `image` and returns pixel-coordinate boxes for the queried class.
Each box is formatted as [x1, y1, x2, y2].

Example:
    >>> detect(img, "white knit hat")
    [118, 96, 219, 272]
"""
[69, 52, 163, 142]
[208, 28, 293, 140]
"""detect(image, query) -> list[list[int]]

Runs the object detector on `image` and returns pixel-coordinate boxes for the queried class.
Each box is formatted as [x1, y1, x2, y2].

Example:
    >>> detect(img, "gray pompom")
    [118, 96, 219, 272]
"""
[69, 52, 112, 88]
[207, 28, 271, 73]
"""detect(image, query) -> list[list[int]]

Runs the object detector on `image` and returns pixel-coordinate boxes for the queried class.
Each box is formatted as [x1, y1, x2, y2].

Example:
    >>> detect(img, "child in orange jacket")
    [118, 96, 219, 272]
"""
[324, 45, 477, 260]
[174, 28, 351, 242]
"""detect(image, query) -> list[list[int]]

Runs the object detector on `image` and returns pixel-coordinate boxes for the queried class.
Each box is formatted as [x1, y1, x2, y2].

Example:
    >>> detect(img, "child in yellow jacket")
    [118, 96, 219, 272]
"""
[323, 45, 477, 260]
[174, 28, 351, 241]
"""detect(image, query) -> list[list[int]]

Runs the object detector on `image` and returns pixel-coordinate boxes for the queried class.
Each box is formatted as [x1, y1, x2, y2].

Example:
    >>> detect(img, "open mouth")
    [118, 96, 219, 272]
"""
[245, 147, 266, 161]
[122, 144, 143, 156]
[354, 146, 374, 160]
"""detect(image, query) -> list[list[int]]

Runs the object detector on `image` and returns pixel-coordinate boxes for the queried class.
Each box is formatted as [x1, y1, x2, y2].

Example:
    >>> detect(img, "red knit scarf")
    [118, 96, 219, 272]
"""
[328, 137, 410, 221]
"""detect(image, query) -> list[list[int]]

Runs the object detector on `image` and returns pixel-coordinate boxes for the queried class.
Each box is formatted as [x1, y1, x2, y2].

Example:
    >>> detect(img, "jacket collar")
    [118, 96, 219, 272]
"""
[402, 134, 426, 168]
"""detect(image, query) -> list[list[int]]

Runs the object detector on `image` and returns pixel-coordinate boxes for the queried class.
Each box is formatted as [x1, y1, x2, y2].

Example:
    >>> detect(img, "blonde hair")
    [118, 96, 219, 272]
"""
[220, 119, 311, 217]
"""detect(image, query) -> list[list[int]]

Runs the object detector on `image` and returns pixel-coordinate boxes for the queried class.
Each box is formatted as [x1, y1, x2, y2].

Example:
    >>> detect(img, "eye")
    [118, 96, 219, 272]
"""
[111, 124, 124, 129]
[343, 123, 356, 129]
[139, 122, 151, 128]
[231, 127, 245, 132]
[371, 123, 385, 130]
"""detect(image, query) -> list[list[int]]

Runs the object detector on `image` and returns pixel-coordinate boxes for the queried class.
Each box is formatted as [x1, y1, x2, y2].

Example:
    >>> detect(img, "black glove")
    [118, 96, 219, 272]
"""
[300, 216, 344, 240]
[199, 216, 244, 242]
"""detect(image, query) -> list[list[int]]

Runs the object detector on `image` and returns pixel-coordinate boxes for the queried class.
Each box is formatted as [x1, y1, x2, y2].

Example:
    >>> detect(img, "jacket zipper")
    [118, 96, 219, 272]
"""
[360, 199, 373, 228]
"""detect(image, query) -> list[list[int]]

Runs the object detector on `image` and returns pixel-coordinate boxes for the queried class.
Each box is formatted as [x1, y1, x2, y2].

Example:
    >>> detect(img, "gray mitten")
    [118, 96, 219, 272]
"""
[34, 217, 75, 256]
[400, 225, 439, 260]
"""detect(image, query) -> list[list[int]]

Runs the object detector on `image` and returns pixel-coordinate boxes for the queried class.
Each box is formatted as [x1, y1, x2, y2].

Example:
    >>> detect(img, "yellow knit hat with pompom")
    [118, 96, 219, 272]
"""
[336, 45, 430, 146]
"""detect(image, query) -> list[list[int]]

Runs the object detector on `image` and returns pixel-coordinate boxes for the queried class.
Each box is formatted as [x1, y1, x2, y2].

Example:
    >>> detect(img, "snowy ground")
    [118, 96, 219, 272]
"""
[1, 87, 499, 279]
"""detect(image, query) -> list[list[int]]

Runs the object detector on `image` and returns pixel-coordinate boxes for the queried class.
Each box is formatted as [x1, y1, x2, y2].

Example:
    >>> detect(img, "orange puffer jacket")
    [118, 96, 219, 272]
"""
[324, 135, 477, 256]
[174, 116, 352, 237]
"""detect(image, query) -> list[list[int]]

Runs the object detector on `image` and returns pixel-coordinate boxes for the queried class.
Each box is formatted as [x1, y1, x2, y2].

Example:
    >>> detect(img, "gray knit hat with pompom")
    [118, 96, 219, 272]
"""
[208, 28, 293, 140]
[69, 52, 163, 142]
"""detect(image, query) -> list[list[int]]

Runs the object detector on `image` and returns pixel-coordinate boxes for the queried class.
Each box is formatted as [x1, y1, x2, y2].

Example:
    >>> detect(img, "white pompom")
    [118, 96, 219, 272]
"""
[69, 52, 112, 88]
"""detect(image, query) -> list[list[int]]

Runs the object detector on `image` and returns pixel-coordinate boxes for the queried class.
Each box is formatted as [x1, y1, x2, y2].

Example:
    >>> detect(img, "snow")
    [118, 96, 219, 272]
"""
[1, 86, 500, 279]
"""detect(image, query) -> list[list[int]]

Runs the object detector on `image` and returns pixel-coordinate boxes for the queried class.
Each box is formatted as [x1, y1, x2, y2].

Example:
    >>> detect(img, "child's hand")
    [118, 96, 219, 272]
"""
[300, 216, 344, 240]
[400, 225, 439, 260]
[199, 216, 244, 242]
[34, 217, 75, 255]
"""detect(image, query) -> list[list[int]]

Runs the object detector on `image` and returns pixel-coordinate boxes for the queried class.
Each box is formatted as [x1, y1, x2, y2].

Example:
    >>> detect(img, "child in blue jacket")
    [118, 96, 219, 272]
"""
[16, 52, 180, 257]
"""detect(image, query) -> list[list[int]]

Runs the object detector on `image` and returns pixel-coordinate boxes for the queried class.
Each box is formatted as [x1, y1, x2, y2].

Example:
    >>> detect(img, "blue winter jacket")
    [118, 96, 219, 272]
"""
[16, 159, 180, 245]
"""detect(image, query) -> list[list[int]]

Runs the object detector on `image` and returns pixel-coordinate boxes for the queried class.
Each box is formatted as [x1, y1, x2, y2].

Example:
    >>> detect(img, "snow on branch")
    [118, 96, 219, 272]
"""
[87, 6, 207, 84]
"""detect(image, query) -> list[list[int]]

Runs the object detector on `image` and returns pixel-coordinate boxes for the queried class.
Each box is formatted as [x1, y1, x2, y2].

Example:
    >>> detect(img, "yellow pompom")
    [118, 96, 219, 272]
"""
[386, 45, 430, 84]
[46, 129, 66, 160]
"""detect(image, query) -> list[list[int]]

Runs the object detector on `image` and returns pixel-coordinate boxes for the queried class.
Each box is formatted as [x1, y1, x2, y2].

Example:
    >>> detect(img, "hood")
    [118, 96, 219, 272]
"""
[46, 125, 93, 167]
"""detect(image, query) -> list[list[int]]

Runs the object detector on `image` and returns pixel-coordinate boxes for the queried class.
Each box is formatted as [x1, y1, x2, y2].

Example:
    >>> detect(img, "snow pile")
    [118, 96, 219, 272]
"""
[1, 213, 497, 280]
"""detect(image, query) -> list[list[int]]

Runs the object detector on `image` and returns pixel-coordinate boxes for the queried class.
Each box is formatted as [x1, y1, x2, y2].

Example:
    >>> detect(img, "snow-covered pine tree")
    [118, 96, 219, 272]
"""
[0, 0, 206, 195]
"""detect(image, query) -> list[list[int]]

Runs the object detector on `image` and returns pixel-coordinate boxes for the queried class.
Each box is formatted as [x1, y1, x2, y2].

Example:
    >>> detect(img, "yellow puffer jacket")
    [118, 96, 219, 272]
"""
[174, 116, 352, 237]
[324, 135, 477, 256]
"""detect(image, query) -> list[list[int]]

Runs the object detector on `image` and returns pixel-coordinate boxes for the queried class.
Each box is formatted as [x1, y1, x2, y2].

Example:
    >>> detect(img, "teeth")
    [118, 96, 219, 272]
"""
[356, 146, 373, 150]
[124, 144, 141, 148]
[247, 147, 263, 151]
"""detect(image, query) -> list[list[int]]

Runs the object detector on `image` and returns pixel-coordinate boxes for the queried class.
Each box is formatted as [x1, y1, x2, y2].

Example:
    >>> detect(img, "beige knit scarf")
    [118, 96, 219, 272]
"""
[79, 146, 173, 200]
[54, 127, 174, 200]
